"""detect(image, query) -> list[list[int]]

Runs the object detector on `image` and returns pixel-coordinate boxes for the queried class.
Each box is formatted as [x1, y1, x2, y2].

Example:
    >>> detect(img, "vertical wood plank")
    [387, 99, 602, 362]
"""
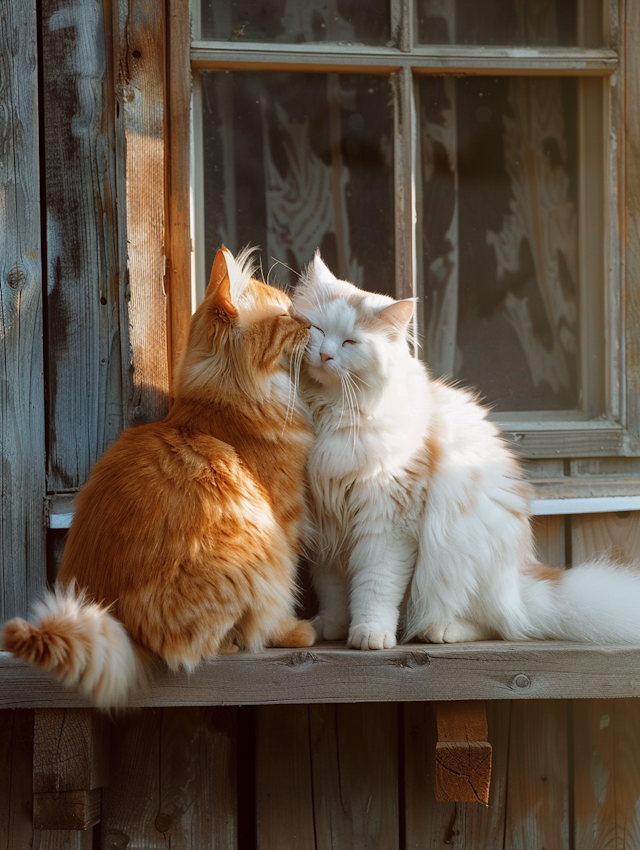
[41, 0, 124, 492]
[0, 710, 35, 850]
[100, 708, 162, 849]
[309, 703, 399, 850]
[504, 701, 569, 850]
[624, 0, 640, 447]
[114, 0, 169, 428]
[158, 707, 237, 849]
[0, 0, 46, 620]
[532, 515, 566, 568]
[166, 0, 192, 385]
[574, 697, 640, 850]
[255, 705, 315, 849]
[404, 701, 510, 849]
[572, 510, 640, 849]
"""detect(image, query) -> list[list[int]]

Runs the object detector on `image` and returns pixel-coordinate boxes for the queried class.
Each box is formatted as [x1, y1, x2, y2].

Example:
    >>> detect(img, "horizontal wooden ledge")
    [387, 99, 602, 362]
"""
[46, 480, 640, 528]
[3, 641, 640, 708]
[191, 42, 618, 76]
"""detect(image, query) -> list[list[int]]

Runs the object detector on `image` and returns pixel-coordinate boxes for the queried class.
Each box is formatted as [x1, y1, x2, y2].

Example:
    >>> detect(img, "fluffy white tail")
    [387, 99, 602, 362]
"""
[509, 559, 640, 643]
[2, 584, 147, 707]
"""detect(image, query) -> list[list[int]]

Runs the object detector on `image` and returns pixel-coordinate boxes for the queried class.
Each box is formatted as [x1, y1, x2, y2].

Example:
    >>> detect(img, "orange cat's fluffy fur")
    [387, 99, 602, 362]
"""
[3, 247, 315, 706]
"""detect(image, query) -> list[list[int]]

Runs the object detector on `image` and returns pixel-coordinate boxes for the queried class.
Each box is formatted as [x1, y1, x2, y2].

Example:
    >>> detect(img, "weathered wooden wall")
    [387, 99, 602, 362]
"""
[3, 515, 640, 849]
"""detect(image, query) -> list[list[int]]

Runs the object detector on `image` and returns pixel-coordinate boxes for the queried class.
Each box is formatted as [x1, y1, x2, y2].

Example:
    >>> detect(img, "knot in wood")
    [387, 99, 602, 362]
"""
[132, 405, 148, 423]
[511, 673, 531, 691]
[400, 651, 430, 668]
[104, 830, 130, 850]
[155, 813, 172, 833]
[286, 650, 318, 668]
[7, 265, 27, 290]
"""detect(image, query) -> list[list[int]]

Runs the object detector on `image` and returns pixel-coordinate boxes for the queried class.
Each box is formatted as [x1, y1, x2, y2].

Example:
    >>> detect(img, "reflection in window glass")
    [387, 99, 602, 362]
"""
[420, 76, 579, 412]
[418, 0, 582, 47]
[201, 71, 395, 293]
[201, 0, 390, 45]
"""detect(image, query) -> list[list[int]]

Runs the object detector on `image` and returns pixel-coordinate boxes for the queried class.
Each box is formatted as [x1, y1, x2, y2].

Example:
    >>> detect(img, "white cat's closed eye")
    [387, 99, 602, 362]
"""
[343, 339, 358, 345]
[311, 324, 325, 336]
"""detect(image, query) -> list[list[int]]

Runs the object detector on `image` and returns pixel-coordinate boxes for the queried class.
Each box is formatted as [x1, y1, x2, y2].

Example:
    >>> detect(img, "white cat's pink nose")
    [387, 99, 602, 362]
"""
[320, 352, 333, 363]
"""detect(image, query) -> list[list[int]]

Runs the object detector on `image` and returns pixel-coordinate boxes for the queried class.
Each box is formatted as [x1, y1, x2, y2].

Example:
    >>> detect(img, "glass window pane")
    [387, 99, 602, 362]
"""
[200, 1, 391, 45]
[200, 71, 395, 295]
[419, 76, 583, 412]
[417, 0, 599, 47]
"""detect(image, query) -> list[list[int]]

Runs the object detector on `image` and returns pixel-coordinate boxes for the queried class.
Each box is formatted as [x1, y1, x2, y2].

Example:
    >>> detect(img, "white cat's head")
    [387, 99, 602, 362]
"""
[293, 253, 414, 388]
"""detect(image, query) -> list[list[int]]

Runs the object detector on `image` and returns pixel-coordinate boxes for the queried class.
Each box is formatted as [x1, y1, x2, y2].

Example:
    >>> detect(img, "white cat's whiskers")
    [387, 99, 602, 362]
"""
[342, 372, 361, 453]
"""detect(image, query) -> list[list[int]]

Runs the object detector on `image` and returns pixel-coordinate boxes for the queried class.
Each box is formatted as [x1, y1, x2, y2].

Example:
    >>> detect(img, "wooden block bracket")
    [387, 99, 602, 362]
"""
[430, 700, 492, 805]
[33, 708, 110, 830]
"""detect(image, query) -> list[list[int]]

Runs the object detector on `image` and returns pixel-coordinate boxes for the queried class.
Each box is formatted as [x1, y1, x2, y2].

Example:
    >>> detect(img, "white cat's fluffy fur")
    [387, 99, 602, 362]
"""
[293, 253, 640, 648]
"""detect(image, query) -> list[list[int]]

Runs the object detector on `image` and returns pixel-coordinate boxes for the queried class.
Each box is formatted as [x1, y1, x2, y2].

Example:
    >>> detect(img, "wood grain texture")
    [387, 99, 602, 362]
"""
[157, 707, 237, 849]
[504, 701, 569, 850]
[165, 0, 193, 386]
[33, 708, 109, 793]
[256, 705, 315, 849]
[0, 710, 34, 850]
[309, 703, 399, 850]
[42, 0, 124, 491]
[574, 698, 640, 850]
[571, 510, 640, 564]
[38, 829, 94, 850]
[431, 702, 491, 804]
[100, 708, 162, 849]
[0, 0, 46, 621]
[403, 701, 510, 849]
[5, 642, 640, 707]
[114, 0, 169, 427]
[34, 789, 102, 830]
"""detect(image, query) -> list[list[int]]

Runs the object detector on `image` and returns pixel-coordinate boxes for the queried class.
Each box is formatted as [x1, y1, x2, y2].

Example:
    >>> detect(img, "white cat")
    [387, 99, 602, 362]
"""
[293, 253, 640, 649]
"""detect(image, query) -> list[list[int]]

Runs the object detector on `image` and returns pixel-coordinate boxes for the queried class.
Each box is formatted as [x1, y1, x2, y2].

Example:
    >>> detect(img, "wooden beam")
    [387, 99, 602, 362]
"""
[430, 701, 492, 804]
[33, 708, 109, 830]
[33, 790, 101, 831]
[5, 642, 640, 707]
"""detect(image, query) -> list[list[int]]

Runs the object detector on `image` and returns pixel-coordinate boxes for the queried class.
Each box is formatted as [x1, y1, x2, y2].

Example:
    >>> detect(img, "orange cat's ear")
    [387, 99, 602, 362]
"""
[206, 247, 239, 320]
[376, 299, 414, 329]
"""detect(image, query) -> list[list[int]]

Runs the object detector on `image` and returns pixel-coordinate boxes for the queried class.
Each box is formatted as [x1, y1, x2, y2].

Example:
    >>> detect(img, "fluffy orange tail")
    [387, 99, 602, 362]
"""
[2, 584, 148, 707]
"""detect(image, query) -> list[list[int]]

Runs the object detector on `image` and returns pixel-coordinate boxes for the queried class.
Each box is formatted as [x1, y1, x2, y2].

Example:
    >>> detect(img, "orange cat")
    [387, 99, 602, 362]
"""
[3, 247, 315, 706]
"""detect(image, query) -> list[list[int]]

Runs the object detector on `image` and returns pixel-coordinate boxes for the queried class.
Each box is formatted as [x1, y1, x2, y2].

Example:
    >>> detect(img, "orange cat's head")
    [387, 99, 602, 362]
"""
[175, 247, 311, 401]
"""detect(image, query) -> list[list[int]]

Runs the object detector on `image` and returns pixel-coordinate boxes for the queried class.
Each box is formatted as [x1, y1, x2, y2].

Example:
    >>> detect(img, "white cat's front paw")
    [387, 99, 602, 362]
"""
[348, 623, 397, 650]
[421, 620, 493, 644]
[312, 615, 348, 641]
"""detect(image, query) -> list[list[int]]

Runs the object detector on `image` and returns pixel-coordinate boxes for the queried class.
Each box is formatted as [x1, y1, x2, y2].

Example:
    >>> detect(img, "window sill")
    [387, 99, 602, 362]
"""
[3, 641, 640, 708]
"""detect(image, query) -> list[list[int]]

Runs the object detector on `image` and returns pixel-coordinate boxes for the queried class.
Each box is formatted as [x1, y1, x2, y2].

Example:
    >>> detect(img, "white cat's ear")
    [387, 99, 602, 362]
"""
[376, 299, 414, 329]
[312, 252, 338, 287]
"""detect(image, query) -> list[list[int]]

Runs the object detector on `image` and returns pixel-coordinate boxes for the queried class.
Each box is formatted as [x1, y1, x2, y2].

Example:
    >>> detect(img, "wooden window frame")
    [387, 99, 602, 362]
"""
[185, 0, 640, 472]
